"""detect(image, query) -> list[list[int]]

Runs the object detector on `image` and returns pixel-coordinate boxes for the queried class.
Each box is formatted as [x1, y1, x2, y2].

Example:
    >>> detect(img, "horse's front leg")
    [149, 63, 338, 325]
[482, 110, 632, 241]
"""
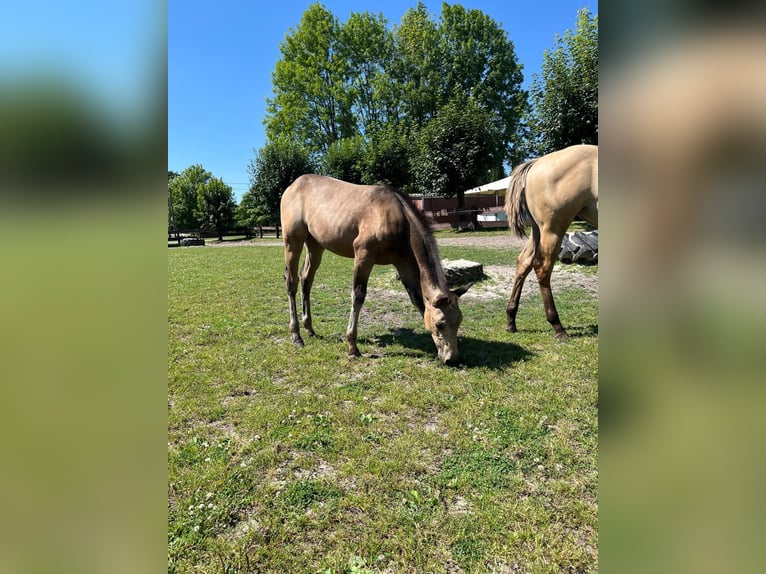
[346, 255, 374, 357]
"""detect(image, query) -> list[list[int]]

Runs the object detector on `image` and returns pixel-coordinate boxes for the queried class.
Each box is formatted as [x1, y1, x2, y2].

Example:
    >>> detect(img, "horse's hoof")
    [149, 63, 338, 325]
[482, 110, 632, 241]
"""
[555, 331, 569, 341]
[292, 336, 305, 348]
[506, 325, 518, 333]
[348, 348, 361, 358]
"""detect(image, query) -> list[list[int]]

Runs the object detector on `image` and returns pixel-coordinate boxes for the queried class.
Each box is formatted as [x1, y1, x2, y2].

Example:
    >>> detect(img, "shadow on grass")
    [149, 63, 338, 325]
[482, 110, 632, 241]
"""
[510, 323, 599, 339]
[566, 323, 599, 338]
[370, 327, 534, 370]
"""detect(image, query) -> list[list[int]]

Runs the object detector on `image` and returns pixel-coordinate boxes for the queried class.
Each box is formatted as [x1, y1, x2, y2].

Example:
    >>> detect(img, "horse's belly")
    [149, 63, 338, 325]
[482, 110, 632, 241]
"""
[310, 231, 357, 259]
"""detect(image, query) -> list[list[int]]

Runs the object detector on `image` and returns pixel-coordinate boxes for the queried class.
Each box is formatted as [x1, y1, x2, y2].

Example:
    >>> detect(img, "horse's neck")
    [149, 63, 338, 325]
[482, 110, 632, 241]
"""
[409, 228, 448, 300]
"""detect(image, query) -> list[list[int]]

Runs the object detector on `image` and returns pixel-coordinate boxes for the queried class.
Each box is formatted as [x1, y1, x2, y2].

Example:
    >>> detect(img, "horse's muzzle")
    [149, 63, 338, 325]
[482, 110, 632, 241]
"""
[440, 351, 460, 367]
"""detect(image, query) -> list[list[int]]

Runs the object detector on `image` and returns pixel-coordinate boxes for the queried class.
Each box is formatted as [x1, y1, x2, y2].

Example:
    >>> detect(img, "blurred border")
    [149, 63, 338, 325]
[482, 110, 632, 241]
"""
[601, 2, 766, 572]
[0, 1, 167, 573]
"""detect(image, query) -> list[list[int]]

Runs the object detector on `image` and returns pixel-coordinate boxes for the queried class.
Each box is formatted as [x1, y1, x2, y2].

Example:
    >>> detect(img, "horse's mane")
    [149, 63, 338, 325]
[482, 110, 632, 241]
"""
[505, 159, 538, 238]
[390, 188, 448, 288]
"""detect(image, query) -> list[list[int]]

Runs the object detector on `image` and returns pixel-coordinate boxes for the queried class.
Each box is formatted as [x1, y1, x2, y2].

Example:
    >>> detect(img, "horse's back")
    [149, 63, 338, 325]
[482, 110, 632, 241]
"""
[526, 144, 598, 226]
[280, 174, 408, 257]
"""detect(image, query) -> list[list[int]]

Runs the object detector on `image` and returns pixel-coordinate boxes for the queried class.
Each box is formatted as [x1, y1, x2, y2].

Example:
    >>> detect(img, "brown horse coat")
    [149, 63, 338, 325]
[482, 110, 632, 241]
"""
[504, 144, 598, 339]
[280, 174, 468, 364]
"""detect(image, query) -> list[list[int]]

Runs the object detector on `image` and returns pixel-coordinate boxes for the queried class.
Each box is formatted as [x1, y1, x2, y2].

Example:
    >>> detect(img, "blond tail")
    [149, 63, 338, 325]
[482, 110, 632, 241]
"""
[504, 159, 537, 238]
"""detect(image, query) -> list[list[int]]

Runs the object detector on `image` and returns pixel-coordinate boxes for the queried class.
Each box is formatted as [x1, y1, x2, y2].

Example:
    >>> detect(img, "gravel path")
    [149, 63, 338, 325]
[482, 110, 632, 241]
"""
[190, 232, 597, 299]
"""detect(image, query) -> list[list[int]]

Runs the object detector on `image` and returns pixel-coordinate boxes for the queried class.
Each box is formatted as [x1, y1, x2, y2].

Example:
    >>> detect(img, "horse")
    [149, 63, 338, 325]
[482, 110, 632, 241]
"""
[504, 144, 598, 339]
[280, 174, 470, 365]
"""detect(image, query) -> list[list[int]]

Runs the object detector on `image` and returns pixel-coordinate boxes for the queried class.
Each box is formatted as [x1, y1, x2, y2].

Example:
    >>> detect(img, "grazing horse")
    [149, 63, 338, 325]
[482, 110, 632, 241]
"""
[280, 174, 469, 365]
[504, 144, 598, 339]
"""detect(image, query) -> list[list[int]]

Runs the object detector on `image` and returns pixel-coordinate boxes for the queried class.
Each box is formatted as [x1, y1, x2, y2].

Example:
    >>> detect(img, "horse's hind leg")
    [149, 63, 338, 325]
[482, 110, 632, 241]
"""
[506, 233, 537, 333]
[301, 237, 324, 336]
[534, 230, 568, 340]
[284, 232, 306, 347]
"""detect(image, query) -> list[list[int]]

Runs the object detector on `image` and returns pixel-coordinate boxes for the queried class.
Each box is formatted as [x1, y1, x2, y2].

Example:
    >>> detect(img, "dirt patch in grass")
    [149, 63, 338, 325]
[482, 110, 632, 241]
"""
[437, 233, 528, 250]
[469, 264, 598, 302]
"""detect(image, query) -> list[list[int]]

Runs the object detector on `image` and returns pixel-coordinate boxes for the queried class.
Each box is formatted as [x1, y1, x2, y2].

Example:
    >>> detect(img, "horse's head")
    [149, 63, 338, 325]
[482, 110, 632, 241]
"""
[423, 285, 470, 366]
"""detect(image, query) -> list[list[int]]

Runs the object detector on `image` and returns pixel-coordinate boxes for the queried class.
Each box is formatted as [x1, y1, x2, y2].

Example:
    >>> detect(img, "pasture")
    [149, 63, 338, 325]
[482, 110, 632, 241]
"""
[168, 232, 598, 573]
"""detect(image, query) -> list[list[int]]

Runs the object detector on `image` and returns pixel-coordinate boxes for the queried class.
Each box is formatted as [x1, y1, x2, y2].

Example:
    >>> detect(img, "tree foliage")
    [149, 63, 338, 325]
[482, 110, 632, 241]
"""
[168, 165, 236, 238]
[265, 4, 353, 156]
[413, 97, 503, 208]
[437, 3, 527, 164]
[320, 135, 366, 184]
[196, 177, 236, 241]
[263, 2, 525, 194]
[363, 123, 411, 188]
[169, 164, 210, 230]
[527, 8, 598, 155]
[241, 138, 314, 226]
[338, 11, 397, 136]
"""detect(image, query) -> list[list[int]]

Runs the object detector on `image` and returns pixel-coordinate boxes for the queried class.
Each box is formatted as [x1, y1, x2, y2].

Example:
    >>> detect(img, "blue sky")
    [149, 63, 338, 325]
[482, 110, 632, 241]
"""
[169, 0, 595, 200]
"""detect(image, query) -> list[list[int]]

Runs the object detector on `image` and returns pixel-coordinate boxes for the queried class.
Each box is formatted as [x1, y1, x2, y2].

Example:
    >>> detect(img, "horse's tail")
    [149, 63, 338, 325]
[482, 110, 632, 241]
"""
[504, 159, 537, 238]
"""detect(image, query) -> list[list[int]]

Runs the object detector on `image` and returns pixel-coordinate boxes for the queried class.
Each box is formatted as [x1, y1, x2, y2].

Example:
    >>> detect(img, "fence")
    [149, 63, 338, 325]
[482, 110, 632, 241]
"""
[168, 225, 281, 245]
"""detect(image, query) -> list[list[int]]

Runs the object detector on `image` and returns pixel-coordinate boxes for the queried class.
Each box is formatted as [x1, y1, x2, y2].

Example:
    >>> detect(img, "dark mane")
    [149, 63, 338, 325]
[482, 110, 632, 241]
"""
[390, 188, 447, 289]
[388, 187, 434, 234]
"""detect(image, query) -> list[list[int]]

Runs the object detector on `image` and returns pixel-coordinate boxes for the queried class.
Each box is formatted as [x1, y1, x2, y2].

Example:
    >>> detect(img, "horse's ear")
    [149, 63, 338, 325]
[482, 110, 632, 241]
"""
[451, 283, 473, 298]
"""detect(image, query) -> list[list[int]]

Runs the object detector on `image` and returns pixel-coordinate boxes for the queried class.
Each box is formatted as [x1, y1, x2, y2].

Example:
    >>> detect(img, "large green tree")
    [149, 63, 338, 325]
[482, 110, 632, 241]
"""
[436, 3, 527, 165]
[240, 138, 314, 227]
[363, 123, 411, 188]
[337, 11, 397, 136]
[265, 3, 353, 156]
[263, 2, 525, 191]
[195, 177, 236, 241]
[320, 135, 366, 184]
[168, 164, 210, 230]
[168, 165, 236, 238]
[527, 8, 598, 155]
[389, 2, 443, 131]
[413, 97, 503, 213]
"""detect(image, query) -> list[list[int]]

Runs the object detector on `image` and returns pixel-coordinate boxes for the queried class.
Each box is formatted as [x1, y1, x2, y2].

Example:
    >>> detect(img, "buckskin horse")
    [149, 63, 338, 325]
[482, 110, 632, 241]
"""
[504, 144, 598, 339]
[280, 174, 469, 365]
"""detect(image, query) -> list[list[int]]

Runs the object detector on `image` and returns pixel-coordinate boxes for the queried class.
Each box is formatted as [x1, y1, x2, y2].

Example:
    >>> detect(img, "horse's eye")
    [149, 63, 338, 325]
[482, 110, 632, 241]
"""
[435, 321, 446, 330]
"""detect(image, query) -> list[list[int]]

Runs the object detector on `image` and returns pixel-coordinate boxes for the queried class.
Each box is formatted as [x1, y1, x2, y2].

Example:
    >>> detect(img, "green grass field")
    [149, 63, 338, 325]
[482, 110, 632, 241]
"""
[168, 233, 598, 573]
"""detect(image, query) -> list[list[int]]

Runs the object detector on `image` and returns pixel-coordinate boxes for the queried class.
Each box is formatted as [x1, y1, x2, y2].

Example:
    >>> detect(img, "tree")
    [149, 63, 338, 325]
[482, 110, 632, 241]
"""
[196, 177, 236, 241]
[241, 138, 314, 227]
[263, 2, 525, 193]
[320, 135, 366, 184]
[527, 8, 598, 155]
[437, 3, 527, 165]
[168, 164, 211, 230]
[363, 123, 411, 188]
[265, 3, 353, 156]
[389, 2, 443, 130]
[168, 171, 180, 230]
[413, 97, 503, 215]
[337, 11, 397, 136]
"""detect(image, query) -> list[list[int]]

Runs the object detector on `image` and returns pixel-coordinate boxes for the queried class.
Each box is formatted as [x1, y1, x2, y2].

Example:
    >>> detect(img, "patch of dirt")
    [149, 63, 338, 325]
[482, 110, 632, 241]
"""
[469, 264, 598, 302]
[437, 233, 528, 250]
[199, 233, 597, 302]
[205, 239, 283, 247]
[437, 233, 598, 300]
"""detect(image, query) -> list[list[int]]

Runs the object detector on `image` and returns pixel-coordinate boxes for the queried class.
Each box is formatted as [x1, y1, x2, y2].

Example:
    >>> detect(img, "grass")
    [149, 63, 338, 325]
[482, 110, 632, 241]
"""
[168, 232, 598, 573]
